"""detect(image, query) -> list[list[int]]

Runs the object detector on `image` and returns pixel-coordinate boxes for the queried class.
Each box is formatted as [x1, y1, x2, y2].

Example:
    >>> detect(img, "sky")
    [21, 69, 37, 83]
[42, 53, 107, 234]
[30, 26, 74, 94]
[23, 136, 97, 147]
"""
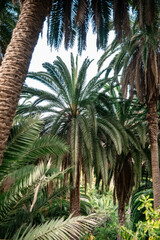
[27, 21, 115, 87]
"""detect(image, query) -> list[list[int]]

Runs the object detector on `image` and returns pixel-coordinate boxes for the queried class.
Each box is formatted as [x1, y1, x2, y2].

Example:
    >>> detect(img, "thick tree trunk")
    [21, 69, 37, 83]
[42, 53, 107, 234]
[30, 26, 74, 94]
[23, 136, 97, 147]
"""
[147, 95, 160, 209]
[70, 158, 81, 216]
[0, 0, 49, 164]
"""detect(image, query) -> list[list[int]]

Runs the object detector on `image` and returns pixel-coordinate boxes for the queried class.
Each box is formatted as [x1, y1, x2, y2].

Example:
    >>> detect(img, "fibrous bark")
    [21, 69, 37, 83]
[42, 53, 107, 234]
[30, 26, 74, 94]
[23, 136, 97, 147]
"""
[147, 94, 160, 209]
[0, 0, 49, 164]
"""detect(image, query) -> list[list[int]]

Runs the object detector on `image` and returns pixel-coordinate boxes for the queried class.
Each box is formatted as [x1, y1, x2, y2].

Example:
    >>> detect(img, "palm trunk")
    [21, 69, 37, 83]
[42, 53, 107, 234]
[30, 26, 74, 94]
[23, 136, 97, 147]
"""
[147, 95, 160, 209]
[70, 157, 81, 216]
[0, 0, 49, 164]
[117, 201, 125, 240]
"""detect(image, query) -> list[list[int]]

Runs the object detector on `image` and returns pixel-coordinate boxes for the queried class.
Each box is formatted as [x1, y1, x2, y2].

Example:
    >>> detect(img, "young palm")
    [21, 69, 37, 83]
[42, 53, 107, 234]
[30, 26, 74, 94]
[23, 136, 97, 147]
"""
[98, 16, 160, 209]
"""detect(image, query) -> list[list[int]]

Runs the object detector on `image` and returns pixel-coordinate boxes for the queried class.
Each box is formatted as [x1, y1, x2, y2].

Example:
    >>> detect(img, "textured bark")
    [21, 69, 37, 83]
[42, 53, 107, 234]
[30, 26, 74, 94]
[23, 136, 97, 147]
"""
[0, 0, 49, 164]
[147, 95, 160, 209]
[117, 201, 125, 240]
[70, 158, 81, 216]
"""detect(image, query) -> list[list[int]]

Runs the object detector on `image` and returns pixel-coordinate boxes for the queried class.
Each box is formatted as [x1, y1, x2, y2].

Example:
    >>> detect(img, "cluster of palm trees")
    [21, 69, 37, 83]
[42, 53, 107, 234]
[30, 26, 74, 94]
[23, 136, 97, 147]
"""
[17, 53, 150, 228]
[0, 115, 104, 239]
[0, 0, 160, 239]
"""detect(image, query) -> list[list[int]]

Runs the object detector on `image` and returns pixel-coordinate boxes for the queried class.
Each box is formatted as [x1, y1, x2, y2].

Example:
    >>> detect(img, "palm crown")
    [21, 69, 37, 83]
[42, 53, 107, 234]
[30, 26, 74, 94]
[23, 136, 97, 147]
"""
[19, 54, 128, 214]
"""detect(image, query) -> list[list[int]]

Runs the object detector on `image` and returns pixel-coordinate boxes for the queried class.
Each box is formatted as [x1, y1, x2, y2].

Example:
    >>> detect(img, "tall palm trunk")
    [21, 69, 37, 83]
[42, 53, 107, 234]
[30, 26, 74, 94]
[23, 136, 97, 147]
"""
[0, 0, 49, 164]
[147, 94, 160, 209]
[70, 157, 81, 216]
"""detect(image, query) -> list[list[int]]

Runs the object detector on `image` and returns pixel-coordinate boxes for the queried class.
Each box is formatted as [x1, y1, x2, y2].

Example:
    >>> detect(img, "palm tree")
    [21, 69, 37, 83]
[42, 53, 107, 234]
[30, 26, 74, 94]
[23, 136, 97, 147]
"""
[98, 13, 160, 209]
[1, 0, 158, 163]
[0, 0, 111, 163]
[0, 0, 50, 164]
[96, 85, 150, 231]
[18, 54, 126, 215]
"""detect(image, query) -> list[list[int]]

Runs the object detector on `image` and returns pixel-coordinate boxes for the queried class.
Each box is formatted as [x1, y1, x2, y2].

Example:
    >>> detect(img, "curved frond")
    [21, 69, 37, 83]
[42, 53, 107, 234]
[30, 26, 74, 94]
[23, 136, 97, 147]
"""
[15, 213, 105, 240]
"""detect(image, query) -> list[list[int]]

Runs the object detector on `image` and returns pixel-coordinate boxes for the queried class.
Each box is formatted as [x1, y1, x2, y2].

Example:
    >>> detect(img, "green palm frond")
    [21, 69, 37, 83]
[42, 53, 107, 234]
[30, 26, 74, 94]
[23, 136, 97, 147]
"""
[126, 129, 141, 151]
[94, 142, 108, 186]
[27, 72, 59, 93]
[54, 56, 72, 90]
[134, 122, 148, 149]
[98, 39, 120, 71]
[22, 86, 66, 109]
[20, 135, 68, 162]
[21, 54, 110, 191]
[0, 162, 66, 224]
[0, 116, 68, 181]
[0, 117, 43, 178]
[78, 115, 93, 154]
[14, 213, 105, 240]
[98, 118, 123, 155]
[7, 116, 43, 149]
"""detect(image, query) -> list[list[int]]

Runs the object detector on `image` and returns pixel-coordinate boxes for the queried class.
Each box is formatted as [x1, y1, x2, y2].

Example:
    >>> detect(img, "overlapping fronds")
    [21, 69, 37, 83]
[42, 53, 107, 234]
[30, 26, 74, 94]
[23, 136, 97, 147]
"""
[21, 54, 130, 195]
[47, 0, 112, 53]
[98, 118, 123, 155]
[0, 162, 66, 224]
[46, 0, 153, 53]
[96, 84, 150, 201]
[99, 21, 160, 104]
[0, 116, 68, 180]
[13, 213, 105, 240]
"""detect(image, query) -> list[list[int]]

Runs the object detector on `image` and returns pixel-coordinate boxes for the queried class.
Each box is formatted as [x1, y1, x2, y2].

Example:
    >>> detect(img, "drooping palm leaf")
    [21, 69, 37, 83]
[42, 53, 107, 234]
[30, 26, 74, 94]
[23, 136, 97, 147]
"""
[13, 213, 106, 240]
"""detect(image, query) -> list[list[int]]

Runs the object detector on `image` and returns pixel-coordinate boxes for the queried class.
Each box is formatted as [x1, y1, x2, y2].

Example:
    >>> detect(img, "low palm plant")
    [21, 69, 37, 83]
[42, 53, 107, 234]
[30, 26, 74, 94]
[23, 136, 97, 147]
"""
[0, 116, 105, 239]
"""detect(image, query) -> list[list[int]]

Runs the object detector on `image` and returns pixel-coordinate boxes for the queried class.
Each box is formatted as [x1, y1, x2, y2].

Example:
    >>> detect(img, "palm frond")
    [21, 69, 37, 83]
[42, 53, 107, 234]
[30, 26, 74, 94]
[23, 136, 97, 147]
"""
[0, 162, 66, 225]
[15, 213, 105, 240]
